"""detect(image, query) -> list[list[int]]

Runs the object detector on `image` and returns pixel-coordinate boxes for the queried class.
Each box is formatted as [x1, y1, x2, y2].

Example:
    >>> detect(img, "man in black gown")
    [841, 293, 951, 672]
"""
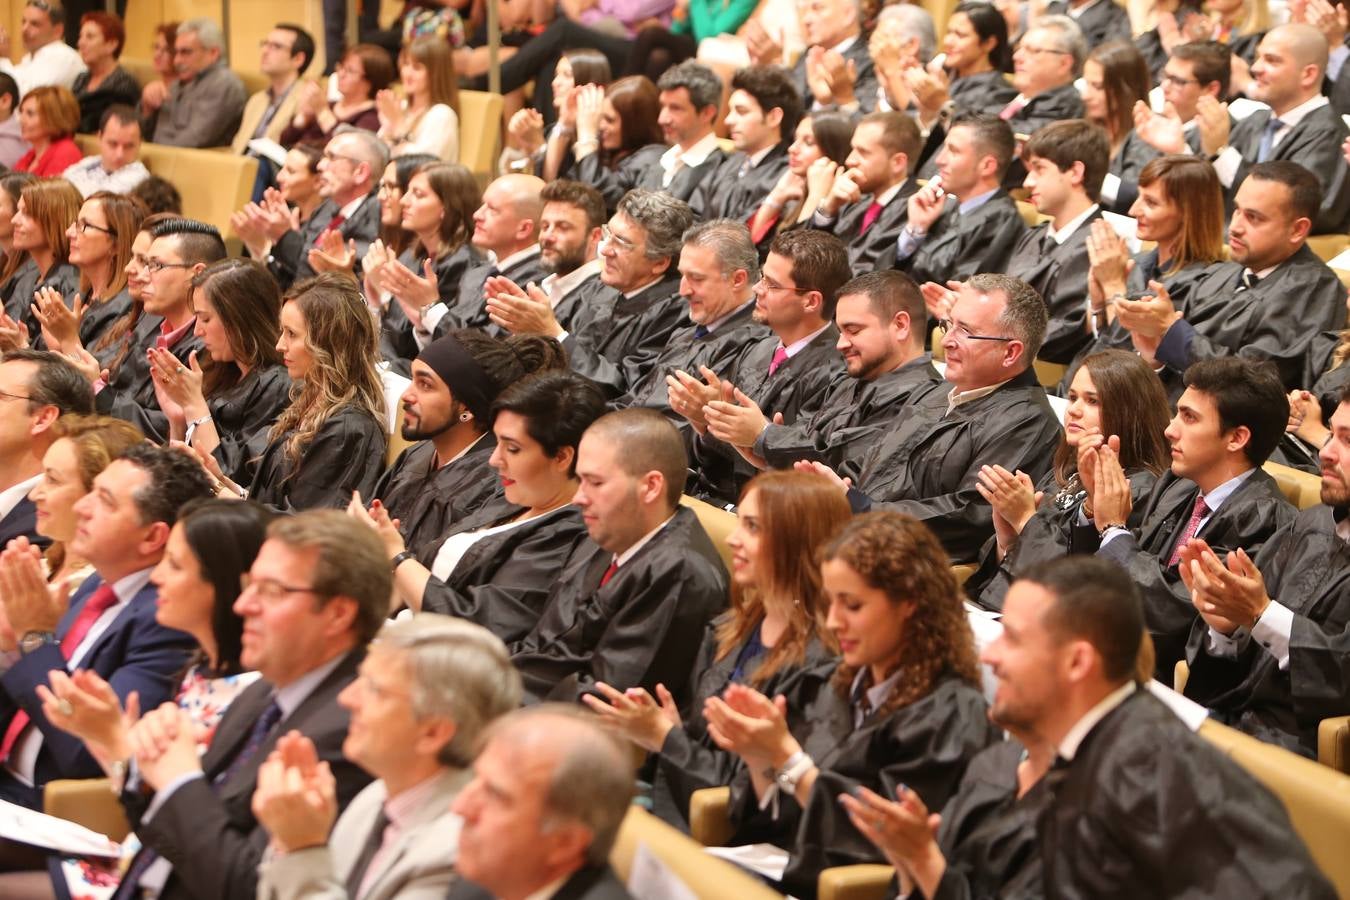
[987, 556, 1334, 899]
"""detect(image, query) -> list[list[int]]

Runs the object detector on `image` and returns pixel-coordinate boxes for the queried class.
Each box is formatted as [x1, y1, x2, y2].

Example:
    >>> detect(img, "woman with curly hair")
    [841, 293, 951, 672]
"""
[707, 511, 1000, 900]
[208, 273, 386, 511]
[583, 470, 852, 829]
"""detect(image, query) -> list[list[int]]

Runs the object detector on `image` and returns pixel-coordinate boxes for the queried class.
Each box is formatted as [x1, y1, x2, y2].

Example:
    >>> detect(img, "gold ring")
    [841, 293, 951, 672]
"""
[57, 699, 73, 717]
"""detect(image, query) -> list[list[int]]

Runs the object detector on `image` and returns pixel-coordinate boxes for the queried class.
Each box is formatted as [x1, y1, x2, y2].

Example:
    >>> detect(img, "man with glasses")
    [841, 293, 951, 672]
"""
[231, 24, 315, 155]
[0, 444, 209, 809]
[64, 104, 149, 197]
[672, 229, 850, 506]
[254, 616, 521, 900]
[113, 510, 383, 900]
[0, 349, 92, 549]
[0, 0, 85, 96]
[152, 17, 247, 148]
[818, 274, 1061, 563]
[94, 218, 225, 441]
[1133, 40, 1232, 157]
[1001, 17, 1086, 139]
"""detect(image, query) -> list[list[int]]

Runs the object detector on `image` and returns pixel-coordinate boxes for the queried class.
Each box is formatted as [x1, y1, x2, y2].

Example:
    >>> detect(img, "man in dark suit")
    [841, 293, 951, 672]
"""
[244, 127, 386, 289]
[808, 111, 922, 276]
[1207, 24, 1350, 232]
[0, 444, 210, 808]
[0, 349, 92, 550]
[112, 510, 386, 900]
[985, 557, 1333, 899]
[892, 113, 1026, 287]
[689, 66, 799, 223]
[447, 706, 637, 900]
[1046, 0, 1131, 48]
[1181, 384, 1350, 758]
[1008, 120, 1109, 364]
[1083, 357, 1296, 674]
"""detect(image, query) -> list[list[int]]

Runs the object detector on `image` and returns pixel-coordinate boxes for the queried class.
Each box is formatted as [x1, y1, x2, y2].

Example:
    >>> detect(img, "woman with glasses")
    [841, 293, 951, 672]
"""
[79, 212, 180, 376]
[372, 152, 439, 264]
[378, 36, 459, 162]
[279, 43, 391, 148]
[71, 12, 141, 135]
[1, 178, 81, 341]
[964, 349, 1171, 611]
[14, 86, 83, 177]
[204, 273, 386, 512]
[145, 259, 292, 487]
[567, 76, 666, 213]
[1081, 41, 1159, 214]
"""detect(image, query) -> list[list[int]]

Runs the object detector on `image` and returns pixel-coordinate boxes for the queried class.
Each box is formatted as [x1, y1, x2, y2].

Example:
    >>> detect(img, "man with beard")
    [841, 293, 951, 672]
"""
[1181, 382, 1350, 759]
[370, 330, 565, 561]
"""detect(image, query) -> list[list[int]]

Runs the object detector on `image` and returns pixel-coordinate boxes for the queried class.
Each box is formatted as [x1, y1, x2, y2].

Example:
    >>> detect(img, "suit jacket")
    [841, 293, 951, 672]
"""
[270, 193, 383, 289]
[1005, 208, 1100, 364]
[0, 495, 47, 550]
[1226, 103, 1350, 233]
[791, 38, 879, 113]
[446, 865, 634, 900]
[563, 274, 686, 398]
[0, 573, 193, 796]
[1093, 467, 1296, 674]
[1185, 505, 1350, 758]
[120, 650, 372, 900]
[809, 179, 919, 275]
[689, 143, 791, 222]
[1046, 0, 1132, 46]
[256, 768, 469, 900]
[438, 247, 548, 335]
[231, 84, 303, 154]
[893, 190, 1025, 287]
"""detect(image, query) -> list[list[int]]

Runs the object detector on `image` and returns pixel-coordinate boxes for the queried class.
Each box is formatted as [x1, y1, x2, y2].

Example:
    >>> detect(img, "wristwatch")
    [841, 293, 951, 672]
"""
[19, 631, 56, 656]
[390, 550, 417, 572]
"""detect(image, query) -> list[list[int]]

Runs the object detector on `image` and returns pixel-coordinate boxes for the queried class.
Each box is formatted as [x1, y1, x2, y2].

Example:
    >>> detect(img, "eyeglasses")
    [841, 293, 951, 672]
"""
[377, 180, 399, 195]
[1017, 44, 1071, 57]
[322, 149, 364, 167]
[1161, 73, 1200, 88]
[939, 318, 1014, 343]
[74, 218, 114, 237]
[755, 275, 812, 294]
[239, 573, 325, 602]
[0, 387, 32, 403]
[259, 39, 294, 52]
[143, 257, 193, 274]
[599, 224, 637, 253]
[336, 64, 366, 79]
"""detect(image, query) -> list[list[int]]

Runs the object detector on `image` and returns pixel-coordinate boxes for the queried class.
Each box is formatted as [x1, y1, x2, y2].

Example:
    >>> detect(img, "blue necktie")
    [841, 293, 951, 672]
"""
[693, 325, 710, 338]
[1256, 117, 1285, 163]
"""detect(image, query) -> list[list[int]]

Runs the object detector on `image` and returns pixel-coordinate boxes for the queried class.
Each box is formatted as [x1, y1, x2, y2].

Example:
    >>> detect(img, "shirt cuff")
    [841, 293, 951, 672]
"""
[1205, 625, 1249, 657]
[1212, 146, 1242, 188]
[142, 771, 206, 823]
[1250, 600, 1293, 670]
[809, 210, 836, 227]
[421, 302, 448, 335]
[895, 228, 922, 261]
[1099, 525, 1130, 547]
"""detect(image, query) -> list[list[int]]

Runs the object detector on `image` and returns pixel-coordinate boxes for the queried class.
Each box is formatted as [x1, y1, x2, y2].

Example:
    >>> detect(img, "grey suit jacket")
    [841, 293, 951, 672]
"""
[256, 768, 470, 900]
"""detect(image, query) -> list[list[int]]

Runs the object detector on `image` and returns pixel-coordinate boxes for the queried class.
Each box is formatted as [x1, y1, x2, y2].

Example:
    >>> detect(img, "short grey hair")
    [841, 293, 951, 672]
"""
[682, 219, 760, 282]
[616, 189, 695, 262]
[373, 615, 521, 768]
[1029, 15, 1086, 74]
[656, 60, 723, 111]
[331, 126, 391, 178]
[968, 272, 1047, 363]
[178, 18, 225, 53]
[877, 4, 936, 64]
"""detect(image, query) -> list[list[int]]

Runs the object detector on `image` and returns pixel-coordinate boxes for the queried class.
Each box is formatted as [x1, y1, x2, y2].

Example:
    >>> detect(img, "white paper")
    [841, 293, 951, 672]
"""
[704, 843, 790, 881]
[379, 367, 411, 432]
[1227, 97, 1270, 122]
[1328, 248, 1350, 271]
[245, 138, 288, 167]
[627, 843, 699, 900]
[965, 602, 1004, 703]
[1100, 210, 1142, 255]
[0, 798, 121, 856]
[1047, 394, 1068, 424]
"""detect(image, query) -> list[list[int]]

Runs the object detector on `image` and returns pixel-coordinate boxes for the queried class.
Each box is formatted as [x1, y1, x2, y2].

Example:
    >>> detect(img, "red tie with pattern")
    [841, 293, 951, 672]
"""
[317, 211, 346, 244]
[0, 583, 119, 761]
[1168, 494, 1211, 567]
[859, 201, 883, 235]
[768, 346, 789, 376]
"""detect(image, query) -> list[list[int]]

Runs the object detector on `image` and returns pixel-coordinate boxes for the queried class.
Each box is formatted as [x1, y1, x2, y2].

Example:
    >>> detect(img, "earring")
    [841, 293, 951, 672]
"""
[459, 412, 472, 422]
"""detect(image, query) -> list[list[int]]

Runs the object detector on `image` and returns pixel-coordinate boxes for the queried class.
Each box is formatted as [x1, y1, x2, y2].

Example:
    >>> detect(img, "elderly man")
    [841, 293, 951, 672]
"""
[63, 105, 150, 197]
[446, 706, 636, 900]
[152, 18, 247, 148]
[747, 0, 878, 113]
[0, 0, 84, 95]
[1002, 16, 1086, 135]
[254, 616, 522, 899]
[113, 511, 386, 900]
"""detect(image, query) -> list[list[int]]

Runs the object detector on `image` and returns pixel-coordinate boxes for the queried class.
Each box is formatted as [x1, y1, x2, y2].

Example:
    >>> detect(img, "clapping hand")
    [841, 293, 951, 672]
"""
[251, 731, 337, 853]
[703, 683, 796, 773]
[38, 670, 140, 773]
[704, 384, 772, 448]
[31, 287, 81, 350]
[666, 366, 725, 433]
[128, 702, 200, 791]
[581, 682, 682, 752]
[839, 785, 946, 897]
[485, 276, 562, 337]
[975, 465, 1042, 555]
[921, 280, 961, 321]
[1133, 99, 1186, 155]
[1178, 540, 1271, 635]
[0, 537, 68, 643]
[307, 228, 357, 274]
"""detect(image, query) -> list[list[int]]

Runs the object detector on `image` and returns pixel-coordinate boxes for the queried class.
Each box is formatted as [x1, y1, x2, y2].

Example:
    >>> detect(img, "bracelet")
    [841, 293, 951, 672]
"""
[184, 413, 212, 445]
[1096, 520, 1126, 537]
[391, 550, 417, 572]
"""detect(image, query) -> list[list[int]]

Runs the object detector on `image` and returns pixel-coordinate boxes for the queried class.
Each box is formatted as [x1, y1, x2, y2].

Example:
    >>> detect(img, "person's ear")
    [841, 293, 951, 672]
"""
[139, 520, 172, 558]
[1225, 424, 1252, 456]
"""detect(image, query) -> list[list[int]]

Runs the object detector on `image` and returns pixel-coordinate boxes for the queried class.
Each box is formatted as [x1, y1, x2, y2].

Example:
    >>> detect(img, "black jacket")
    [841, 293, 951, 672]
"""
[374, 434, 502, 563]
[892, 190, 1025, 287]
[447, 865, 634, 900]
[808, 179, 920, 276]
[1005, 208, 1101, 364]
[269, 193, 382, 289]
[689, 143, 791, 222]
[378, 243, 486, 372]
[441, 246, 549, 335]
[1226, 103, 1350, 233]
[206, 364, 294, 486]
[1046, 0, 1132, 46]
[95, 319, 203, 443]
[571, 142, 726, 211]
[564, 274, 687, 398]
[247, 404, 387, 512]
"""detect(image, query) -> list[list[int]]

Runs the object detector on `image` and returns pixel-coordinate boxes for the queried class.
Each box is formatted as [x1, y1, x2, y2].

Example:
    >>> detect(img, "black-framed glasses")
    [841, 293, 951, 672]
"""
[321, 149, 364, 167]
[1161, 73, 1200, 88]
[74, 218, 114, 237]
[940, 318, 1014, 343]
[143, 257, 193, 274]
[239, 573, 325, 602]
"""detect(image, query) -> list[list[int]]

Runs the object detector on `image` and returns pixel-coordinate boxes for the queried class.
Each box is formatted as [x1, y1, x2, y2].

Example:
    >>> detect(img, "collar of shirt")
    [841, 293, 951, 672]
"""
[1058, 681, 1135, 761]
[274, 652, 347, 719]
[28, 40, 81, 65]
[945, 376, 1010, 415]
[1198, 467, 1254, 515]
[704, 298, 755, 334]
[383, 767, 450, 829]
[958, 188, 998, 216]
[0, 473, 40, 523]
[157, 315, 196, 350]
[623, 274, 666, 300]
[744, 144, 775, 168]
[849, 665, 903, 716]
[186, 60, 226, 86]
[777, 322, 831, 360]
[1336, 507, 1350, 544]
[437, 430, 489, 468]
[1049, 203, 1098, 244]
[523, 875, 571, 900]
[1272, 92, 1329, 128]
[106, 567, 154, 605]
[660, 131, 720, 175]
[874, 179, 909, 208]
[829, 35, 858, 55]
[613, 512, 677, 569]
[1243, 262, 1279, 282]
[541, 258, 602, 306]
[489, 244, 541, 273]
[336, 193, 367, 222]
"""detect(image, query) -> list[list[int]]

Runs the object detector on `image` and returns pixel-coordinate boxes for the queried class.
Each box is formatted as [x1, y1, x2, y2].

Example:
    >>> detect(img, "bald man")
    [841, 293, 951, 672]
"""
[1207, 24, 1350, 232]
[425, 174, 549, 338]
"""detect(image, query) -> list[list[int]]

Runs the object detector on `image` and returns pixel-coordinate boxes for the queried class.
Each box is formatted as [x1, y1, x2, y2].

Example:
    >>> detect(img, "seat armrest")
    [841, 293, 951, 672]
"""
[1318, 715, 1350, 773]
[818, 864, 897, 900]
[688, 786, 733, 847]
[44, 778, 131, 843]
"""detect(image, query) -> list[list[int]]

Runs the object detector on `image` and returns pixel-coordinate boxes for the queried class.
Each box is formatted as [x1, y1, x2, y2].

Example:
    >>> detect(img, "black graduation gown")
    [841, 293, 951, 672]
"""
[378, 243, 486, 373]
[269, 193, 382, 289]
[562, 274, 686, 398]
[791, 39, 879, 113]
[97, 308, 162, 383]
[440, 247, 548, 335]
[1038, 690, 1334, 900]
[1046, 0, 1132, 46]
[509, 505, 728, 705]
[949, 70, 1018, 116]
[206, 364, 293, 486]
[373, 434, 502, 563]
[247, 404, 387, 512]
[1135, 28, 1168, 81]
[570, 143, 723, 212]
[1184, 505, 1350, 758]
[3, 259, 80, 346]
[1226, 104, 1350, 234]
[847, 367, 1063, 564]
[77, 288, 133, 351]
[649, 627, 836, 831]
[1153, 245, 1348, 393]
[1093, 467, 1297, 675]
[689, 144, 791, 223]
[1272, 345, 1350, 473]
[687, 326, 847, 506]
[1004, 83, 1084, 138]
[551, 270, 607, 338]
[892, 191, 1025, 288]
[95, 321, 204, 443]
[1004, 208, 1100, 364]
[965, 466, 1160, 613]
[1331, 44, 1350, 119]
[808, 180, 920, 276]
[726, 666, 1000, 900]
[1103, 129, 1160, 214]
[758, 355, 944, 473]
[419, 500, 592, 645]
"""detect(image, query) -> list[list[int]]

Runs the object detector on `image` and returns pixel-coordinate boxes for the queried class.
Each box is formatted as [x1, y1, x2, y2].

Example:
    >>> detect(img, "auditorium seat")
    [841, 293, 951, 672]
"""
[679, 494, 737, 573]
[44, 777, 130, 842]
[1263, 461, 1323, 510]
[1307, 234, 1350, 264]
[458, 90, 504, 181]
[610, 805, 785, 899]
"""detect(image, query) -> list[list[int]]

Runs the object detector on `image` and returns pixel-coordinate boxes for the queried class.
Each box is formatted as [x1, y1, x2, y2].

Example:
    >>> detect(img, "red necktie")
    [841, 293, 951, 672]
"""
[999, 96, 1027, 121]
[859, 201, 883, 235]
[768, 346, 789, 376]
[317, 211, 346, 244]
[599, 560, 618, 587]
[1168, 495, 1211, 567]
[0, 583, 119, 761]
